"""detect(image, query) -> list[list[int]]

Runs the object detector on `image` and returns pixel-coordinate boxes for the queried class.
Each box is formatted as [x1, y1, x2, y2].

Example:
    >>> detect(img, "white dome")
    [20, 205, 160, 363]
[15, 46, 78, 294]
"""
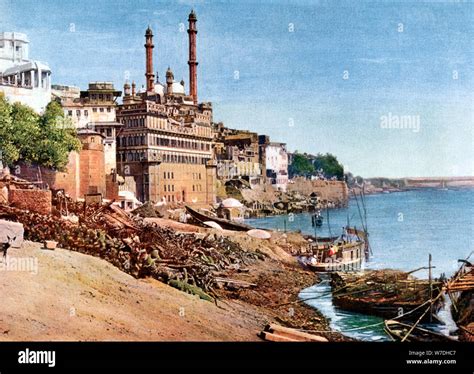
[247, 229, 271, 240]
[169, 82, 185, 94]
[221, 198, 243, 208]
[154, 83, 165, 96]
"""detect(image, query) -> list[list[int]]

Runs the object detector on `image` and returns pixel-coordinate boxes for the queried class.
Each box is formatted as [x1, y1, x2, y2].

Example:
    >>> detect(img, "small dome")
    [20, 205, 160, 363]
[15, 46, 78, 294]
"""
[154, 83, 165, 96]
[247, 229, 271, 240]
[221, 198, 243, 208]
[171, 82, 185, 94]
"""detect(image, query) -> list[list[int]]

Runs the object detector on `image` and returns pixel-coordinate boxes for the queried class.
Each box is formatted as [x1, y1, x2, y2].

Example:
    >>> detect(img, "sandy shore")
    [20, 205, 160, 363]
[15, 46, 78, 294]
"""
[0, 233, 341, 341]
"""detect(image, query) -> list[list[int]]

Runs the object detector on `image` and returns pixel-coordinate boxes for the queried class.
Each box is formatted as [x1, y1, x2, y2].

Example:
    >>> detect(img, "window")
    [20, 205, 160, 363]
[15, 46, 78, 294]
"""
[163, 172, 166, 179]
[76, 110, 81, 116]
[93, 108, 97, 112]
[84, 110, 89, 117]
[107, 107, 111, 113]
[99, 108, 104, 112]
[68, 110, 73, 116]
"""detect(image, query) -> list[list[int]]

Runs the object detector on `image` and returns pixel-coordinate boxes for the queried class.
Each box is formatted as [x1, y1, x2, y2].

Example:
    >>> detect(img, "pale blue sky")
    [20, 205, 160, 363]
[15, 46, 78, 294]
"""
[1, 0, 472, 177]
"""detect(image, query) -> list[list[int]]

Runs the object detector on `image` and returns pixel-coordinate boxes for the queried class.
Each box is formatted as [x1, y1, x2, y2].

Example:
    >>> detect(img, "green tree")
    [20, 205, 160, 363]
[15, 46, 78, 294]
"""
[10, 102, 41, 164]
[36, 101, 81, 170]
[0, 94, 81, 171]
[289, 152, 315, 177]
[314, 153, 344, 180]
[0, 93, 18, 166]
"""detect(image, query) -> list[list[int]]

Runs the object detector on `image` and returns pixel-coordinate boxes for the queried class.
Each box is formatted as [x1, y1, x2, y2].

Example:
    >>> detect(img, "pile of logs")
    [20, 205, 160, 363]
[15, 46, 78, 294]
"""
[259, 324, 328, 342]
[0, 202, 265, 301]
[446, 257, 474, 341]
[331, 270, 444, 321]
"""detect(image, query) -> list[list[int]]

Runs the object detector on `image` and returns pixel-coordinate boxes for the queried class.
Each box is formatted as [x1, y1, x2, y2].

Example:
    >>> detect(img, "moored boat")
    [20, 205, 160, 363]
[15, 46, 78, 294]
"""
[311, 210, 323, 227]
[384, 319, 456, 342]
[331, 270, 444, 322]
[185, 205, 253, 231]
[301, 227, 366, 272]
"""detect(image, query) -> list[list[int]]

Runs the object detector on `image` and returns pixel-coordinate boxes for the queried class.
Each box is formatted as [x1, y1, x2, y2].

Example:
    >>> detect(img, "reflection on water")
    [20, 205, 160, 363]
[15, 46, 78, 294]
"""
[249, 189, 473, 341]
[299, 276, 389, 341]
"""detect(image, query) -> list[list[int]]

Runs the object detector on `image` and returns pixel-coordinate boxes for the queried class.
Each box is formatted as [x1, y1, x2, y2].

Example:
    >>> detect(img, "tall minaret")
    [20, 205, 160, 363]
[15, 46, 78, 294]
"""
[187, 10, 198, 104]
[145, 26, 155, 92]
[166, 67, 174, 95]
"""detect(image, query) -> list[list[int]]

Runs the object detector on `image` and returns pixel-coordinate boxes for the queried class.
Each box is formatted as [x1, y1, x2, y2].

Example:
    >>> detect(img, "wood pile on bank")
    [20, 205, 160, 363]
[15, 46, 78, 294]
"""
[258, 323, 328, 342]
[0, 202, 265, 301]
[446, 258, 474, 342]
[331, 270, 443, 321]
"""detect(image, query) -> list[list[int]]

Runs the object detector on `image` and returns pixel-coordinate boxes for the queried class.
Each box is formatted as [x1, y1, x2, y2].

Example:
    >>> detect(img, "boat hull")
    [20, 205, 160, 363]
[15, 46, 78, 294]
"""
[384, 320, 456, 342]
[307, 257, 363, 272]
[185, 205, 253, 231]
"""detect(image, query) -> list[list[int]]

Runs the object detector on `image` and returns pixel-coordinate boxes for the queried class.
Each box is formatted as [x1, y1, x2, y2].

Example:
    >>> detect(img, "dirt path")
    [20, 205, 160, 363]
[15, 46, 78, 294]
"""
[0, 241, 269, 341]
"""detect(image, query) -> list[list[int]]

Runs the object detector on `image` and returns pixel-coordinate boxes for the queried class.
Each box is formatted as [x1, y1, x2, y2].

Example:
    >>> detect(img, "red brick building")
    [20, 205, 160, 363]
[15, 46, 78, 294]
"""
[16, 129, 107, 200]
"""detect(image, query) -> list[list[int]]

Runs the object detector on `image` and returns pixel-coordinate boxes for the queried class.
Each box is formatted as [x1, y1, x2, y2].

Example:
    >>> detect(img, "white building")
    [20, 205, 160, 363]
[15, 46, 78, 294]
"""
[264, 142, 288, 192]
[0, 32, 51, 113]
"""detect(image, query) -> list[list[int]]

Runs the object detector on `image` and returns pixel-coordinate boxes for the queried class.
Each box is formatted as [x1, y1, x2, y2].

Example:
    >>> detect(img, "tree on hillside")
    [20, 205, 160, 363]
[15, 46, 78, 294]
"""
[313, 153, 344, 180]
[289, 152, 315, 177]
[0, 94, 81, 171]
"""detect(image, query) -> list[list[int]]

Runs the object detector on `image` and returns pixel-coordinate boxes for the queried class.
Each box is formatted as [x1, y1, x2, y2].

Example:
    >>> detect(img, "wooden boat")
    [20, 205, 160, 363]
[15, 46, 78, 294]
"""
[384, 320, 456, 342]
[304, 242, 365, 272]
[302, 227, 366, 272]
[331, 271, 444, 322]
[185, 205, 253, 231]
[311, 211, 323, 227]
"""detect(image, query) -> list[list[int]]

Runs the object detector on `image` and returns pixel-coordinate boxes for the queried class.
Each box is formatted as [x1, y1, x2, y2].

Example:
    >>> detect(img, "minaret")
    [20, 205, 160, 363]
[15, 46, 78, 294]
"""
[131, 81, 136, 96]
[187, 10, 198, 104]
[123, 81, 131, 97]
[166, 67, 174, 95]
[145, 26, 155, 92]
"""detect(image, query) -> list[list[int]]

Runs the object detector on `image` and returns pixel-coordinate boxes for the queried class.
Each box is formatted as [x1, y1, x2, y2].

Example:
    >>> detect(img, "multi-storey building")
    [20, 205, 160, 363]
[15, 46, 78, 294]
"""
[213, 123, 262, 187]
[0, 32, 51, 113]
[259, 135, 288, 192]
[116, 11, 216, 205]
[57, 82, 122, 175]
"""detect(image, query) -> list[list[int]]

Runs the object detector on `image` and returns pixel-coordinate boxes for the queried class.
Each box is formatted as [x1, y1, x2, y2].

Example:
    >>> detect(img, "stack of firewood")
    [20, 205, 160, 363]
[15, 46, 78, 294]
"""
[0, 203, 264, 301]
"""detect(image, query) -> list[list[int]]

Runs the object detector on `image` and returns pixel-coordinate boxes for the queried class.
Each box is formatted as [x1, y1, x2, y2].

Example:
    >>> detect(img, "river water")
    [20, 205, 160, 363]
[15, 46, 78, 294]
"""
[246, 189, 474, 341]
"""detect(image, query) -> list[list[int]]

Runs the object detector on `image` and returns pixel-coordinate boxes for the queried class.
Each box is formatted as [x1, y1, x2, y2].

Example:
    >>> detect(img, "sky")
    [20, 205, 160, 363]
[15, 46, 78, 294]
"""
[1, 0, 472, 178]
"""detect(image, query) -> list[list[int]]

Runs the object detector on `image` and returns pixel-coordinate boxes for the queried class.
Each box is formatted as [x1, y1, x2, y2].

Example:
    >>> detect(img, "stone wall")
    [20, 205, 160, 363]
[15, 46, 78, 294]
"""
[8, 188, 52, 215]
[79, 134, 106, 196]
[288, 177, 348, 206]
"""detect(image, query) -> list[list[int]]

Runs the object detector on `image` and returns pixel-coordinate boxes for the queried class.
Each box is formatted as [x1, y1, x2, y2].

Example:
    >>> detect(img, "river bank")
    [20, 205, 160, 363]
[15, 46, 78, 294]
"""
[247, 188, 474, 341]
[0, 204, 348, 341]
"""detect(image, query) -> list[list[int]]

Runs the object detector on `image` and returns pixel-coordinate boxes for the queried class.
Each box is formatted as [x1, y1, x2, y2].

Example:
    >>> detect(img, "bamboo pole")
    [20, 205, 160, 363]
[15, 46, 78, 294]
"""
[400, 291, 444, 342]
[429, 254, 433, 323]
